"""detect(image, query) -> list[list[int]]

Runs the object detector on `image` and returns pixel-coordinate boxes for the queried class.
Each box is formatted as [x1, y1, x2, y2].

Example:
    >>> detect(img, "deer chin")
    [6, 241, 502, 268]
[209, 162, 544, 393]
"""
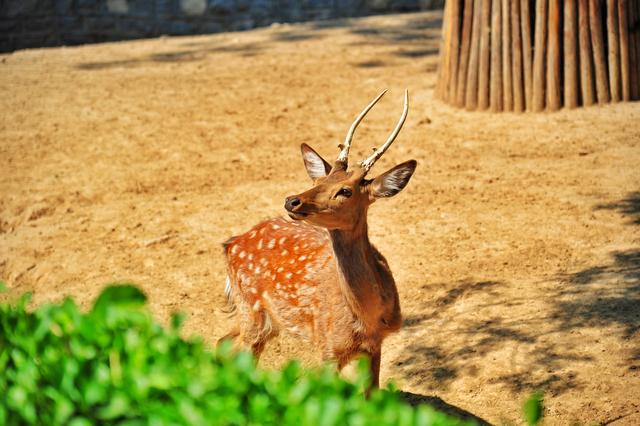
[287, 211, 308, 220]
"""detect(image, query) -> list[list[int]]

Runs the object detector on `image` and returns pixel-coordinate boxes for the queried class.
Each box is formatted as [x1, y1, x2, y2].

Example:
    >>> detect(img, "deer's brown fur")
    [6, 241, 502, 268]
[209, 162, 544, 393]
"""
[220, 91, 416, 388]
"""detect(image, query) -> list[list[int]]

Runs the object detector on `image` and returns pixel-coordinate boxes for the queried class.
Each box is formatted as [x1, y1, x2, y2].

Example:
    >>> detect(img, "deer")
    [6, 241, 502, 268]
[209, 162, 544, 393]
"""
[220, 90, 416, 389]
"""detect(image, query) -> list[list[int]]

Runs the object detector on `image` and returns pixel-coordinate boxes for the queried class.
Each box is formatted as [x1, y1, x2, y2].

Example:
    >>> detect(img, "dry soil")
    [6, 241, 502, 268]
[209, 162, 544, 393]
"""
[1, 11, 639, 425]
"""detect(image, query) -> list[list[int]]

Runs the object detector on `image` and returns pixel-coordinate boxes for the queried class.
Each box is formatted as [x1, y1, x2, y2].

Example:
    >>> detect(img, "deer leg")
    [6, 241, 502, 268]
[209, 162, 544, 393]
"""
[367, 349, 381, 393]
[217, 327, 240, 346]
[245, 309, 278, 363]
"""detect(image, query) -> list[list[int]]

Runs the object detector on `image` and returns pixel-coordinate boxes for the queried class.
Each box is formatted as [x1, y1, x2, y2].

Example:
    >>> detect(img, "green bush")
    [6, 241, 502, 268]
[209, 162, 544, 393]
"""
[0, 283, 472, 426]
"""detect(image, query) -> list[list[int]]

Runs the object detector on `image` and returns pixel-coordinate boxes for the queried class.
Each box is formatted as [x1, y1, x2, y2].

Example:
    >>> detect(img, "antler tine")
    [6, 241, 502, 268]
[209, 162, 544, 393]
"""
[335, 90, 387, 167]
[360, 89, 409, 173]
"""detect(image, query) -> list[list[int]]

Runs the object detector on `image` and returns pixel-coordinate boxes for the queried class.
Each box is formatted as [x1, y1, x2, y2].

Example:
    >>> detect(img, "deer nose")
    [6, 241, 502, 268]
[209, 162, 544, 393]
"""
[285, 196, 301, 212]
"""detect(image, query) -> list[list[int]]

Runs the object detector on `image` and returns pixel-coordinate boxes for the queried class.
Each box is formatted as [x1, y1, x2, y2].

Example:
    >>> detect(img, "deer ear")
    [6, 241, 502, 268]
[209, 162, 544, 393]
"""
[369, 160, 417, 199]
[301, 144, 332, 180]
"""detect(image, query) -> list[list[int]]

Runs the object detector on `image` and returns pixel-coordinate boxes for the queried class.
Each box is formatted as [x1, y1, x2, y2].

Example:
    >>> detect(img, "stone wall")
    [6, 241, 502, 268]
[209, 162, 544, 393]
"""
[1, 0, 444, 52]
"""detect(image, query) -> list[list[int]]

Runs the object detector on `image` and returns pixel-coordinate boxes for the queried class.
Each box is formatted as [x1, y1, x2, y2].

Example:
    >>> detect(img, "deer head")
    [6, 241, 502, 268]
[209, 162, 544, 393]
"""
[284, 90, 417, 231]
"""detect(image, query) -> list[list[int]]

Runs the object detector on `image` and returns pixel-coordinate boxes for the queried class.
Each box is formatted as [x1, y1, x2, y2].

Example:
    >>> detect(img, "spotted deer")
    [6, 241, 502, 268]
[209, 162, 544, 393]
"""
[220, 90, 416, 389]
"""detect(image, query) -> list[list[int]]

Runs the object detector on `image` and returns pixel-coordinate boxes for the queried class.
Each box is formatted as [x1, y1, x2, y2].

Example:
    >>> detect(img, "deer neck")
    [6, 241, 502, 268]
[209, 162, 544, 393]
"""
[328, 215, 384, 330]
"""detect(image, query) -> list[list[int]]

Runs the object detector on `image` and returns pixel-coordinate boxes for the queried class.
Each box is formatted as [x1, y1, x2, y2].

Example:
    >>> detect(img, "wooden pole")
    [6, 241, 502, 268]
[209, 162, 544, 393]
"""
[501, 0, 513, 111]
[448, 0, 463, 102]
[436, 0, 639, 110]
[456, 0, 475, 106]
[578, 0, 595, 105]
[547, 0, 562, 110]
[564, 0, 579, 108]
[490, 0, 503, 111]
[521, 0, 534, 110]
[511, 0, 525, 112]
[465, 0, 483, 109]
[618, 0, 631, 101]
[436, 0, 453, 100]
[607, 0, 621, 102]
[532, 0, 548, 111]
[630, 0, 640, 100]
[589, 0, 611, 103]
[478, 0, 492, 109]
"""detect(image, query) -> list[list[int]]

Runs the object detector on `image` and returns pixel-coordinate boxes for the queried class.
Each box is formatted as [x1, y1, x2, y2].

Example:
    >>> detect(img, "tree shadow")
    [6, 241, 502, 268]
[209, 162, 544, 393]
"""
[595, 192, 640, 225]
[398, 391, 492, 425]
[76, 42, 265, 70]
[75, 11, 443, 71]
[394, 191, 640, 401]
[351, 59, 390, 68]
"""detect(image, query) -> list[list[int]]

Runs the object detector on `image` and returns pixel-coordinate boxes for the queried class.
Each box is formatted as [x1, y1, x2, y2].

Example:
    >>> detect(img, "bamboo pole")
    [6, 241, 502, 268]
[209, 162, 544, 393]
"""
[607, 0, 621, 102]
[578, 0, 595, 105]
[456, 0, 475, 106]
[478, 0, 492, 109]
[547, 0, 562, 110]
[501, 0, 513, 111]
[589, 0, 610, 103]
[618, 0, 631, 101]
[448, 0, 463, 102]
[465, 0, 483, 109]
[564, 0, 579, 108]
[532, 0, 548, 111]
[521, 0, 534, 110]
[511, 0, 525, 112]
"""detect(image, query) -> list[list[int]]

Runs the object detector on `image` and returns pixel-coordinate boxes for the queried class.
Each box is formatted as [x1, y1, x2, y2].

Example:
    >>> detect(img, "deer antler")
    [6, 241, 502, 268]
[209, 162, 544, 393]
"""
[335, 90, 387, 169]
[360, 89, 409, 173]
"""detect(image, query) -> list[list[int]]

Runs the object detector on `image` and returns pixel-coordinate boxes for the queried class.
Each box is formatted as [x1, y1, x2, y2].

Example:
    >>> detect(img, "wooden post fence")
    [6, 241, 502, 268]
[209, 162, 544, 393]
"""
[436, 0, 640, 111]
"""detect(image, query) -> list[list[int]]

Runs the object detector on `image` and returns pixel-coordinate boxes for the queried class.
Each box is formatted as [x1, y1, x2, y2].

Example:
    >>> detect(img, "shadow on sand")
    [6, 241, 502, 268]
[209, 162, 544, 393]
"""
[74, 12, 442, 70]
[393, 190, 640, 403]
[398, 390, 491, 425]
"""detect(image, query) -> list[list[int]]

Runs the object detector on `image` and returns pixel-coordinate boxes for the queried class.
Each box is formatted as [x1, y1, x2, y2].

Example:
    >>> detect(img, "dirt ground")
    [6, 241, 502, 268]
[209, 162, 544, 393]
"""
[1, 10, 639, 425]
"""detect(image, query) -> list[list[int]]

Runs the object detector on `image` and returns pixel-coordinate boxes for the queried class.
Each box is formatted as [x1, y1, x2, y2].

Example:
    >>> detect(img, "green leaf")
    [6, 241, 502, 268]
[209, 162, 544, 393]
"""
[91, 284, 147, 317]
[97, 391, 131, 420]
[523, 391, 544, 425]
[170, 312, 186, 331]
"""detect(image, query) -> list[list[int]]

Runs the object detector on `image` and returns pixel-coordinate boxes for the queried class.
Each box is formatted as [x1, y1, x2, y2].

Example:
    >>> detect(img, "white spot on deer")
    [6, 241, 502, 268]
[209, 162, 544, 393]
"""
[267, 239, 276, 249]
[275, 282, 281, 289]
[249, 287, 257, 294]
[248, 253, 254, 261]
[279, 237, 287, 245]
[260, 258, 268, 266]
[239, 251, 246, 259]
[249, 230, 257, 239]
[248, 263, 254, 271]
[272, 224, 280, 230]
[289, 259, 295, 264]
[281, 249, 289, 256]
[293, 245, 299, 252]
[277, 267, 284, 273]
[257, 239, 263, 249]
[298, 255, 307, 261]
[231, 245, 239, 254]
[253, 300, 261, 311]
[255, 266, 261, 274]
[298, 286, 315, 297]
[293, 234, 300, 239]
[259, 228, 266, 235]
[296, 269, 303, 275]
[285, 272, 292, 279]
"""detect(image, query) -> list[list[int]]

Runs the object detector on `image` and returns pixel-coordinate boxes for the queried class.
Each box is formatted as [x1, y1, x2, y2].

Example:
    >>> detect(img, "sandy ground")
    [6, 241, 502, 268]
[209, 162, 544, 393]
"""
[1, 11, 639, 425]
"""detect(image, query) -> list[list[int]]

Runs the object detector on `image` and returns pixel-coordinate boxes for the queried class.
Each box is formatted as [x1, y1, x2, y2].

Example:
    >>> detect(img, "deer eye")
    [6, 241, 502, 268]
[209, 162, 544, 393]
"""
[335, 188, 352, 198]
